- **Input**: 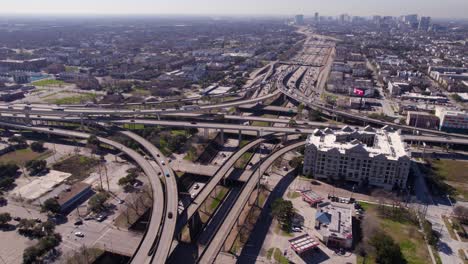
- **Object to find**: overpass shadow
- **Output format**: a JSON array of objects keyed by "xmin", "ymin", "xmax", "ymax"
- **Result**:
[{"xmin": 236, "ymin": 170, "xmax": 297, "ymax": 264}]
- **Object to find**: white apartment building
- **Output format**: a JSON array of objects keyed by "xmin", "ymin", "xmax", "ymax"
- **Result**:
[{"xmin": 303, "ymin": 126, "xmax": 411, "ymax": 190}]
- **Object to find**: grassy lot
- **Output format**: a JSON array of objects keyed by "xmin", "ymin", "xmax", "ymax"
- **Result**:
[
  {"xmin": 459, "ymin": 249, "xmax": 468, "ymax": 264},
  {"xmin": 234, "ymin": 152, "xmax": 253, "ymax": 169},
  {"xmin": 273, "ymin": 247, "xmax": 289, "ymax": 264},
  {"xmin": 131, "ymin": 87, "xmax": 151, "ymax": 96},
  {"xmin": 230, "ymin": 190, "xmax": 268, "ymax": 255},
  {"xmin": 266, "ymin": 248, "xmax": 274, "ymax": 260},
  {"xmin": 123, "ymin": 123, "xmax": 145, "ymax": 130},
  {"xmin": 52, "ymin": 155, "xmax": 99, "ymax": 184},
  {"xmin": 359, "ymin": 203, "xmax": 432, "ymax": 264},
  {"xmin": 239, "ymin": 140, "xmax": 250, "ymax": 148},
  {"xmin": 32, "ymin": 79, "xmax": 66, "ymax": 87},
  {"xmin": 429, "ymin": 159, "xmax": 468, "ymax": 201},
  {"xmin": 65, "ymin": 66, "xmax": 80, "ymax": 73},
  {"xmin": 210, "ymin": 187, "xmax": 228, "ymax": 210},
  {"xmin": 171, "ymin": 130, "xmax": 187, "ymax": 136},
  {"xmin": 442, "ymin": 215, "xmax": 459, "ymax": 240},
  {"xmin": 287, "ymin": 191, "xmax": 301, "ymax": 199},
  {"xmin": 0, "ymin": 148, "xmax": 52, "ymax": 167},
  {"xmin": 252, "ymin": 121, "xmax": 269, "ymax": 127},
  {"xmin": 66, "ymin": 247, "xmax": 104, "ymax": 264},
  {"xmin": 46, "ymin": 93, "xmax": 97, "ymax": 105},
  {"xmin": 199, "ymin": 186, "xmax": 229, "ymax": 223}
]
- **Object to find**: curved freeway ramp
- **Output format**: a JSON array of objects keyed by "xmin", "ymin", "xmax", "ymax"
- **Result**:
[
  {"xmin": 198, "ymin": 140, "xmax": 306, "ymax": 263},
  {"xmin": 120, "ymin": 131, "xmax": 179, "ymax": 264},
  {"xmin": 173, "ymin": 135, "xmax": 277, "ymax": 241},
  {"xmin": 0, "ymin": 121, "xmax": 166, "ymax": 264}
]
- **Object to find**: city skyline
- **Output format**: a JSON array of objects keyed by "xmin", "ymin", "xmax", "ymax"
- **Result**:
[{"xmin": 1, "ymin": 0, "xmax": 468, "ymax": 19}]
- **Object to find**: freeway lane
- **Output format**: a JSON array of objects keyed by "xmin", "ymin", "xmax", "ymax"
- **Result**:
[
  {"xmin": 112, "ymin": 119, "xmax": 315, "ymax": 135},
  {"xmin": 0, "ymin": 90, "xmax": 280, "ymax": 117},
  {"xmin": 120, "ymin": 131, "xmax": 178, "ymax": 264},
  {"xmin": 1, "ymin": 113, "xmax": 467, "ymax": 146},
  {"xmin": 0, "ymin": 121, "xmax": 166, "ymax": 264},
  {"xmin": 198, "ymin": 140, "xmax": 306, "ymax": 263}
]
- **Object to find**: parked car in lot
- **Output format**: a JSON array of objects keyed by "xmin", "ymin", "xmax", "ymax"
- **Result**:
[
  {"xmin": 95, "ymin": 214, "xmax": 107, "ymax": 222},
  {"xmin": 74, "ymin": 231, "xmax": 85, "ymax": 237},
  {"xmin": 74, "ymin": 219, "xmax": 83, "ymax": 226}
]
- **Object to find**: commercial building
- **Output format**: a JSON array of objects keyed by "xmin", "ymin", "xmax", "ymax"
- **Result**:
[
  {"xmin": 289, "ymin": 234, "xmax": 319, "ymax": 254},
  {"xmin": 314, "ymin": 12, "xmax": 319, "ymax": 23},
  {"xmin": 295, "ymin": 15, "xmax": 304, "ymax": 25},
  {"xmin": 406, "ymin": 111, "xmax": 440, "ymax": 130},
  {"xmin": 315, "ymin": 204, "xmax": 353, "ymax": 248},
  {"xmin": 303, "ymin": 126, "xmax": 411, "ymax": 190},
  {"xmin": 0, "ymin": 58, "xmax": 47, "ymax": 72},
  {"xmin": 388, "ymin": 81, "xmax": 411, "ymax": 97},
  {"xmin": 418, "ymin": 16, "xmax": 431, "ymax": 31},
  {"xmin": 57, "ymin": 182, "xmax": 94, "ymax": 213},
  {"xmin": 301, "ymin": 190, "xmax": 324, "ymax": 206},
  {"xmin": 435, "ymin": 107, "xmax": 468, "ymax": 133}
]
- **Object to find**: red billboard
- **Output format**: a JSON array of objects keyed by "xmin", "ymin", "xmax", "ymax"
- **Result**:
[{"xmin": 353, "ymin": 88, "xmax": 365, "ymax": 97}]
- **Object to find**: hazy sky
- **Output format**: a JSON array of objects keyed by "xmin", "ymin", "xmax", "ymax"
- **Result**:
[{"xmin": 2, "ymin": 0, "xmax": 468, "ymax": 19}]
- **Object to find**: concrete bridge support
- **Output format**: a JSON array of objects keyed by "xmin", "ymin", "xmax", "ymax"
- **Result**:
[
  {"xmin": 203, "ymin": 128, "xmax": 209, "ymax": 138},
  {"xmin": 238, "ymin": 130, "xmax": 242, "ymax": 146},
  {"xmin": 181, "ymin": 211, "xmax": 203, "ymax": 243},
  {"xmin": 219, "ymin": 129, "xmax": 224, "ymax": 143}
]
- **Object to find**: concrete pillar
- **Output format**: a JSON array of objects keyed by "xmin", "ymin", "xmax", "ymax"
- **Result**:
[
  {"xmin": 220, "ymin": 129, "xmax": 224, "ymax": 143},
  {"xmin": 238, "ymin": 130, "xmax": 242, "ymax": 146},
  {"xmin": 80, "ymin": 115, "xmax": 84, "ymax": 130},
  {"xmin": 204, "ymin": 128, "xmax": 209, "ymax": 138}
]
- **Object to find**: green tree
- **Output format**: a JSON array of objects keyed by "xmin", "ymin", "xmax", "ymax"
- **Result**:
[
  {"xmin": 25, "ymin": 160, "xmax": 47, "ymax": 176},
  {"xmin": 118, "ymin": 172, "xmax": 138, "ymax": 189},
  {"xmin": 271, "ymin": 198, "xmax": 294, "ymax": 231},
  {"xmin": 88, "ymin": 192, "xmax": 109, "ymax": 213},
  {"xmin": 289, "ymin": 156, "xmax": 304, "ymax": 169},
  {"xmin": 0, "ymin": 164, "xmax": 19, "ymax": 178},
  {"xmin": 370, "ymin": 232, "xmax": 406, "ymax": 264},
  {"xmin": 87, "ymin": 135, "xmax": 100, "ymax": 153},
  {"xmin": 41, "ymin": 198, "xmax": 61, "ymax": 214},
  {"xmin": 23, "ymin": 246, "xmax": 40, "ymax": 264},
  {"xmin": 0, "ymin": 212, "xmax": 11, "ymax": 225},
  {"xmin": 40, "ymin": 221, "xmax": 56, "ymax": 235},
  {"xmin": 30, "ymin": 141, "xmax": 45, "ymax": 152},
  {"xmin": 9, "ymin": 135, "xmax": 27, "ymax": 147},
  {"xmin": 288, "ymin": 119, "xmax": 297, "ymax": 127},
  {"xmin": 308, "ymin": 109, "xmax": 322, "ymax": 121}
]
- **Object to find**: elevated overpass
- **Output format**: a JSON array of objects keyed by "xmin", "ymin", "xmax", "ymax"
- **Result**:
[
  {"xmin": 120, "ymin": 131, "xmax": 178, "ymax": 264},
  {"xmin": 0, "ymin": 121, "xmax": 166, "ymax": 264},
  {"xmin": 174, "ymin": 135, "xmax": 274, "ymax": 240},
  {"xmin": 198, "ymin": 140, "xmax": 306, "ymax": 263}
]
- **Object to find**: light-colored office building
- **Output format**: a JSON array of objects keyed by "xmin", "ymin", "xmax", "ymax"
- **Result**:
[
  {"xmin": 303, "ymin": 126, "xmax": 411, "ymax": 190},
  {"xmin": 435, "ymin": 106, "xmax": 468, "ymax": 133}
]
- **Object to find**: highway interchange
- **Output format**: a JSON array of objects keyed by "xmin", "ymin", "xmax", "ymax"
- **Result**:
[{"xmin": 1, "ymin": 28, "xmax": 467, "ymax": 264}]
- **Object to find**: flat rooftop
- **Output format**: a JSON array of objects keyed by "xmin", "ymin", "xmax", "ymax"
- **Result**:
[
  {"xmin": 308, "ymin": 126, "xmax": 408, "ymax": 160},
  {"xmin": 316, "ymin": 203, "xmax": 353, "ymax": 240}
]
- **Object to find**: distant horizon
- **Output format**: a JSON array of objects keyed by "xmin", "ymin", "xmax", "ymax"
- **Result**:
[
  {"xmin": 0, "ymin": 13, "xmax": 467, "ymax": 22},
  {"xmin": 1, "ymin": 0, "xmax": 467, "ymax": 20}
]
